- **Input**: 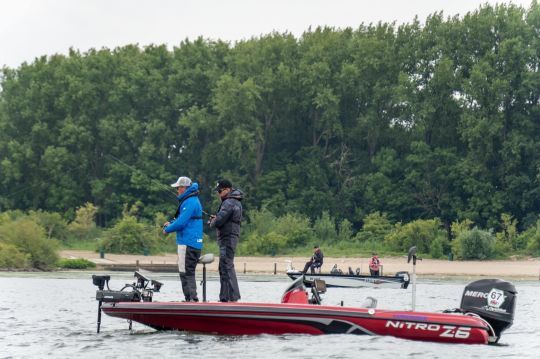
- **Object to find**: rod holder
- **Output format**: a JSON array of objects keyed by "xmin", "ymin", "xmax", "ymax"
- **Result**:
[{"xmin": 407, "ymin": 246, "xmax": 422, "ymax": 311}]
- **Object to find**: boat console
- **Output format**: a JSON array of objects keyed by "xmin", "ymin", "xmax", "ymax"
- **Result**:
[{"xmin": 280, "ymin": 276, "xmax": 327, "ymax": 305}]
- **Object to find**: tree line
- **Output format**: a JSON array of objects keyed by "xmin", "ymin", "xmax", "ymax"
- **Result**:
[{"xmin": 1, "ymin": 2, "xmax": 539, "ymax": 244}]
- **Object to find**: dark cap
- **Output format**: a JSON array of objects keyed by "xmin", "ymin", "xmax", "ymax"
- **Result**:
[
  {"xmin": 314, "ymin": 245, "xmax": 320, "ymax": 249},
  {"xmin": 215, "ymin": 179, "xmax": 233, "ymax": 191}
]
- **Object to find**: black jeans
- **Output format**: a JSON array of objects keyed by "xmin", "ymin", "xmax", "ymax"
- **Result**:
[
  {"xmin": 178, "ymin": 245, "xmax": 201, "ymax": 301},
  {"xmin": 303, "ymin": 260, "xmax": 321, "ymax": 274},
  {"xmin": 218, "ymin": 237, "xmax": 241, "ymax": 302},
  {"xmin": 369, "ymin": 269, "xmax": 380, "ymax": 277}
]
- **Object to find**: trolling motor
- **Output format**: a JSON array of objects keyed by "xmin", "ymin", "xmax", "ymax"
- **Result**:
[
  {"xmin": 92, "ymin": 271, "xmax": 163, "ymax": 333},
  {"xmin": 407, "ymin": 246, "xmax": 421, "ymax": 311}
]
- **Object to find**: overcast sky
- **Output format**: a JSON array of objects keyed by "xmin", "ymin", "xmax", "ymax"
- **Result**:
[{"xmin": 0, "ymin": 0, "xmax": 533, "ymax": 68}]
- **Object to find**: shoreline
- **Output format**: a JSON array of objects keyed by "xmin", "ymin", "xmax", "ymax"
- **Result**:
[{"xmin": 59, "ymin": 250, "xmax": 540, "ymax": 279}]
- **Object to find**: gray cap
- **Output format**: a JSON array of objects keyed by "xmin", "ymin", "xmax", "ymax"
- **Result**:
[{"xmin": 171, "ymin": 176, "xmax": 192, "ymax": 188}]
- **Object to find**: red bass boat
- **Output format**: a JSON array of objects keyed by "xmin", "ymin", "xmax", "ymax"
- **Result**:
[{"xmin": 93, "ymin": 265, "xmax": 516, "ymax": 345}]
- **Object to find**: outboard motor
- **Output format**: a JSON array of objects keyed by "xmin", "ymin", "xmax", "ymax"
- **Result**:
[{"xmin": 459, "ymin": 279, "xmax": 517, "ymax": 342}]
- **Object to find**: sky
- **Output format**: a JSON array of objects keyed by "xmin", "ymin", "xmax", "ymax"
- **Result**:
[{"xmin": 0, "ymin": 0, "xmax": 533, "ymax": 69}]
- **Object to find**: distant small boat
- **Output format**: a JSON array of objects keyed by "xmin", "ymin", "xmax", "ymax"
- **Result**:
[{"xmin": 286, "ymin": 270, "xmax": 410, "ymax": 289}]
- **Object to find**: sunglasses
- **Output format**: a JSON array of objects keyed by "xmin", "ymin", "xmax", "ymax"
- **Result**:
[{"xmin": 216, "ymin": 188, "xmax": 227, "ymax": 194}]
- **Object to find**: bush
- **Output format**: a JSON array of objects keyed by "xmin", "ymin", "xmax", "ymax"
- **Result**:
[
  {"xmin": 242, "ymin": 209, "xmax": 276, "ymax": 238},
  {"xmin": 354, "ymin": 212, "xmax": 393, "ymax": 242},
  {"xmin": 0, "ymin": 242, "xmax": 30, "ymax": 269},
  {"xmin": 68, "ymin": 202, "xmax": 99, "ymax": 240},
  {"xmin": 242, "ymin": 232, "xmax": 288, "ymax": 255},
  {"xmin": 0, "ymin": 218, "xmax": 59, "ymax": 269},
  {"xmin": 452, "ymin": 227, "xmax": 496, "ymax": 260},
  {"xmin": 28, "ymin": 210, "xmax": 69, "ymax": 241},
  {"xmin": 450, "ymin": 219, "xmax": 474, "ymax": 239},
  {"xmin": 313, "ymin": 211, "xmax": 338, "ymax": 243},
  {"xmin": 101, "ymin": 215, "xmax": 157, "ymax": 254},
  {"xmin": 384, "ymin": 218, "xmax": 445, "ymax": 253},
  {"xmin": 0, "ymin": 210, "xmax": 26, "ymax": 224},
  {"xmin": 152, "ymin": 212, "xmax": 177, "ymax": 253},
  {"xmin": 495, "ymin": 213, "xmax": 524, "ymax": 250},
  {"xmin": 429, "ymin": 237, "xmax": 445, "ymax": 259},
  {"xmin": 337, "ymin": 218, "xmax": 353, "ymax": 242},
  {"xmin": 523, "ymin": 220, "xmax": 540, "ymax": 255},
  {"xmin": 273, "ymin": 213, "xmax": 313, "ymax": 248},
  {"xmin": 57, "ymin": 258, "xmax": 96, "ymax": 269},
  {"xmin": 241, "ymin": 211, "xmax": 313, "ymax": 255}
]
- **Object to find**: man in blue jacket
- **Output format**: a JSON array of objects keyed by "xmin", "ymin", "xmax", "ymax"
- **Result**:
[{"xmin": 163, "ymin": 176, "xmax": 203, "ymax": 302}]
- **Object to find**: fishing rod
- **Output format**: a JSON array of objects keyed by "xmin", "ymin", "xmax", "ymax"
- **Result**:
[
  {"xmin": 105, "ymin": 154, "xmax": 178, "ymax": 203},
  {"xmin": 1, "ymin": 161, "xmax": 89, "ymax": 200},
  {"xmin": 106, "ymin": 155, "xmax": 213, "ymax": 220}
]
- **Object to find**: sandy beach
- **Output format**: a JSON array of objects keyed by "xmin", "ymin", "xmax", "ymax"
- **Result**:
[{"xmin": 60, "ymin": 250, "xmax": 540, "ymax": 279}]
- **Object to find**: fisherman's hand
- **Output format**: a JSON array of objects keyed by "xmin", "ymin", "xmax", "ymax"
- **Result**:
[
  {"xmin": 161, "ymin": 221, "xmax": 170, "ymax": 235},
  {"xmin": 207, "ymin": 215, "xmax": 216, "ymax": 226}
]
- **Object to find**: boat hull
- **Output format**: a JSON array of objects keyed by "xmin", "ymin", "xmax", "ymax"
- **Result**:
[
  {"xmin": 101, "ymin": 302, "xmax": 490, "ymax": 344},
  {"xmin": 286, "ymin": 271, "xmax": 409, "ymax": 289}
]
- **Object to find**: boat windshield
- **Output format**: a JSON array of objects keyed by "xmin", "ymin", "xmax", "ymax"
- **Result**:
[{"xmin": 282, "ymin": 276, "xmax": 305, "ymax": 295}]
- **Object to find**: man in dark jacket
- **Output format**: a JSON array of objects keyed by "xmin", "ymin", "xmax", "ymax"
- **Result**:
[
  {"xmin": 303, "ymin": 246, "xmax": 324, "ymax": 274},
  {"xmin": 163, "ymin": 176, "xmax": 203, "ymax": 302},
  {"xmin": 209, "ymin": 179, "xmax": 243, "ymax": 302}
]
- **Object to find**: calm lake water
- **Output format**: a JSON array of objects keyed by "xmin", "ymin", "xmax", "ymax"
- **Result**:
[{"xmin": 1, "ymin": 272, "xmax": 539, "ymax": 358}]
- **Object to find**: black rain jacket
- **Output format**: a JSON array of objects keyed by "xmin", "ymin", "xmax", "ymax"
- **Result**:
[{"xmin": 211, "ymin": 189, "xmax": 244, "ymax": 242}]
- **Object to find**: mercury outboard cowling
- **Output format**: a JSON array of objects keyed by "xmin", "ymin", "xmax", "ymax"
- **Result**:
[{"xmin": 460, "ymin": 279, "xmax": 517, "ymax": 342}]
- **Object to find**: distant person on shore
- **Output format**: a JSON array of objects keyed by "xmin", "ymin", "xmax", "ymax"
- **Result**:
[
  {"xmin": 369, "ymin": 253, "xmax": 381, "ymax": 276},
  {"xmin": 303, "ymin": 246, "xmax": 324, "ymax": 274},
  {"xmin": 208, "ymin": 179, "xmax": 243, "ymax": 302},
  {"xmin": 162, "ymin": 176, "xmax": 203, "ymax": 302}
]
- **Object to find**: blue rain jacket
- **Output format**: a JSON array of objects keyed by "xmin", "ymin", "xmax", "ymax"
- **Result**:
[{"xmin": 164, "ymin": 183, "xmax": 203, "ymax": 249}]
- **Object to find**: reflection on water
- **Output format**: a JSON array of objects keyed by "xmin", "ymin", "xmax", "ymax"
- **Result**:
[{"xmin": 1, "ymin": 272, "xmax": 539, "ymax": 358}]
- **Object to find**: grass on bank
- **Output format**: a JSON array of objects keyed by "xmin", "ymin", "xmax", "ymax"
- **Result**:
[{"xmin": 56, "ymin": 258, "xmax": 96, "ymax": 269}]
